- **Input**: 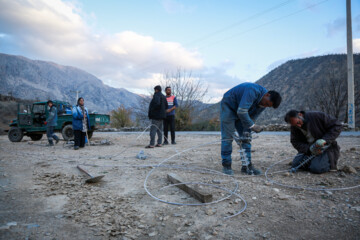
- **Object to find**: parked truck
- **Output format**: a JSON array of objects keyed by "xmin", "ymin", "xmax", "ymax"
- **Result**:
[{"xmin": 7, "ymin": 100, "xmax": 110, "ymax": 142}]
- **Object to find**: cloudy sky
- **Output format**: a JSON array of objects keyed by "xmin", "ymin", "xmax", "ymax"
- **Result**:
[{"xmin": 0, "ymin": 0, "xmax": 359, "ymax": 102}]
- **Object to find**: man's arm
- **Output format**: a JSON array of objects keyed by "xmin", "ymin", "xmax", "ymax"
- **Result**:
[
  {"xmin": 320, "ymin": 112, "xmax": 342, "ymax": 144},
  {"xmin": 237, "ymin": 90, "xmax": 258, "ymax": 129},
  {"xmin": 72, "ymin": 106, "xmax": 83, "ymax": 120},
  {"xmin": 290, "ymin": 127, "xmax": 311, "ymax": 154},
  {"xmin": 47, "ymin": 107, "xmax": 56, "ymax": 122},
  {"xmin": 171, "ymin": 96, "xmax": 178, "ymax": 111},
  {"xmin": 167, "ymin": 97, "xmax": 177, "ymax": 112}
]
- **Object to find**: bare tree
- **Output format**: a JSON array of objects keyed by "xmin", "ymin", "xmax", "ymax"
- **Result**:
[
  {"xmin": 133, "ymin": 68, "xmax": 209, "ymax": 129},
  {"xmin": 161, "ymin": 68, "xmax": 209, "ymax": 112},
  {"xmin": 308, "ymin": 68, "xmax": 347, "ymax": 120},
  {"xmin": 159, "ymin": 68, "xmax": 209, "ymax": 129}
]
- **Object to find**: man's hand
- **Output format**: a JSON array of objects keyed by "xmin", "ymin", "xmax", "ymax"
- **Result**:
[
  {"xmin": 250, "ymin": 124, "xmax": 263, "ymax": 133},
  {"xmin": 310, "ymin": 139, "xmax": 327, "ymax": 155},
  {"xmin": 166, "ymin": 109, "xmax": 171, "ymax": 113},
  {"xmin": 44, "ymin": 121, "xmax": 47, "ymax": 125}
]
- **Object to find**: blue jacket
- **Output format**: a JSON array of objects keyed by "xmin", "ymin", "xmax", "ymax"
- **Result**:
[
  {"xmin": 222, "ymin": 82, "xmax": 267, "ymax": 129},
  {"xmin": 72, "ymin": 105, "xmax": 91, "ymax": 131},
  {"xmin": 46, "ymin": 106, "xmax": 58, "ymax": 127}
]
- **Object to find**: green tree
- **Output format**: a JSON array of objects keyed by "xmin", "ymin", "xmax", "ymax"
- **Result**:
[{"xmin": 111, "ymin": 105, "xmax": 133, "ymax": 128}]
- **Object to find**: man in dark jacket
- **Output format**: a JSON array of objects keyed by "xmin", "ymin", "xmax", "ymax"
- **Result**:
[
  {"xmin": 147, "ymin": 85, "xmax": 168, "ymax": 148},
  {"xmin": 45, "ymin": 100, "xmax": 59, "ymax": 146},
  {"xmin": 284, "ymin": 110, "xmax": 342, "ymax": 173}
]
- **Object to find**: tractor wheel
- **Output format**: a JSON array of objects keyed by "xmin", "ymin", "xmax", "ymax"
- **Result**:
[
  {"xmin": 62, "ymin": 124, "xmax": 74, "ymax": 141},
  {"xmin": 29, "ymin": 134, "xmax": 43, "ymax": 141},
  {"xmin": 87, "ymin": 131, "xmax": 93, "ymax": 139},
  {"xmin": 8, "ymin": 127, "xmax": 24, "ymax": 142}
]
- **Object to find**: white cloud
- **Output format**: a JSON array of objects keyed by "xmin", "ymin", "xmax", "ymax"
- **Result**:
[
  {"xmin": 354, "ymin": 39, "xmax": 360, "ymax": 53},
  {"xmin": 0, "ymin": 0, "xmax": 203, "ymax": 91}
]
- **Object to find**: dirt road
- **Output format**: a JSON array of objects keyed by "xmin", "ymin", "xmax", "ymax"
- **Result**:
[{"xmin": 0, "ymin": 132, "xmax": 359, "ymax": 239}]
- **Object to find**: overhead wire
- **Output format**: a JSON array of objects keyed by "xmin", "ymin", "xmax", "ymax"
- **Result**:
[{"xmin": 137, "ymin": 0, "xmax": 330, "ymax": 73}]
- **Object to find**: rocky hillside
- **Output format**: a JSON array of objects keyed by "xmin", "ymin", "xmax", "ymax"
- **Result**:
[
  {"xmin": 0, "ymin": 53, "xmax": 142, "ymax": 113},
  {"xmin": 256, "ymin": 54, "xmax": 360, "ymax": 126},
  {"xmin": 196, "ymin": 54, "xmax": 360, "ymax": 127}
]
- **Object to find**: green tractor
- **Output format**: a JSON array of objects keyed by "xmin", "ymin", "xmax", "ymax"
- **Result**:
[{"xmin": 7, "ymin": 100, "xmax": 110, "ymax": 142}]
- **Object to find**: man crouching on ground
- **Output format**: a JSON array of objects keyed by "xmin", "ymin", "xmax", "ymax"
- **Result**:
[
  {"xmin": 220, "ymin": 82, "xmax": 282, "ymax": 175},
  {"xmin": 284, "ymin": 110, "xmax": 342, "ymax": 173}
]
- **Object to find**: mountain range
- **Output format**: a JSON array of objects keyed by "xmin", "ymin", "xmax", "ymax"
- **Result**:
[
  {"xmin": 0, "ymin": 53, "xmax": 142, "ymax": 113},
  {"xmin": 196, "ymin": 54, "xmax": 360, "ymax": 126},
  {"xmin": 0, "ymin": 53, "xmax": 359, "ymax": 126}
]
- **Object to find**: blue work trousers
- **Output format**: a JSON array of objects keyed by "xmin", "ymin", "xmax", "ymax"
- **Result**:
[{"xmin": 220, "ymin": 99, "xmax": 252, "ymax": 167}]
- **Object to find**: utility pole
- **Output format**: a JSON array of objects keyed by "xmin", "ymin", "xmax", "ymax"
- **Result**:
[
  {"xmin": 70, "ymin": 90, "xmax": 81, "ymax": 105},
  {"xmin": 346, "ymin": 0, "xmax": 355, "ymax": 129}
]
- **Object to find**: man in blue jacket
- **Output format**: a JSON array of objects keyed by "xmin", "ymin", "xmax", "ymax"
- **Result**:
[
  {"xmin": 45, "ymin": 100, "xmax": 59, "ymax": 146},
  {"xmin": 72, "ymin": 97, "xmax": 91, "ymax": 150},
  {"xmin": 221, "ymin": 83, "xmax": 282, "ymax": 175}
]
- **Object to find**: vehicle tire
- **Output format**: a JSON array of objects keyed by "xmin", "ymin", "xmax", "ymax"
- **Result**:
[
  {"xmin": 62, "ymin": 124, "xmax": 74, "ymax": 141},
  {"xmin": 29, "ymin": 134, "xmax": 43, "ymax": 141},
  {"xmin": 8, "ymin": 127, "xmax": 24, "ymax": 142},
  {"xmin": 87, "ymin": 131, "xmax": 93, "ymax": 139}
]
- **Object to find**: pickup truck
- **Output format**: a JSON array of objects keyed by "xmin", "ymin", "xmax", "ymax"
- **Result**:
[{"xmin": 7, "ymin": 100, "xmax": 110, "ymax": 142}]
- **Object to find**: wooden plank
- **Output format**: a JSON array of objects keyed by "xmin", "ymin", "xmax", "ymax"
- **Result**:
[{"xmin": 167, "ymin": 173, "xmax": 213, "ymax": 203}]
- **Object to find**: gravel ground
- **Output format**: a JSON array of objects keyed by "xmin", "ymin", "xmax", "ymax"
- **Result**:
[{"xmin": 0, "ymin": 132, "xmax": 359, "ymax": 240}]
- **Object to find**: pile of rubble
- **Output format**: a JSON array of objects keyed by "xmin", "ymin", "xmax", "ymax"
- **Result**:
[{"xmin": 33, "ymin": 172, "xmax": 151, "ymax": 239}]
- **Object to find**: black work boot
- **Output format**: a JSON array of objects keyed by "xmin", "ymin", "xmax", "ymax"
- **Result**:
[
  {"xmin": 222, "ymin": 163, "xmax": 234, "ymax": 175},
  {"xmin": 241, "ymin": 164, "xmax": 262, "ymax": 175},
  {"xmin": 47, "ymin": 140, "xmax": 54, "ymax": 147}
]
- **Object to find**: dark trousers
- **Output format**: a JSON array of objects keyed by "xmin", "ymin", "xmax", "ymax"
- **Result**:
[
  {"xmin": 164, "ymin": 115, "xmax": 175, "ymax": 143},
  {"xmin": 46, "ymin": 126, "xmax": 59, "ymax": 144},
  {"xmin": 74, "ymin": 130, "xmax": 86, "ymax": 148},
  {"xmin": 292, "ymin": 152, "xmax": 330, "ymax": 174}
]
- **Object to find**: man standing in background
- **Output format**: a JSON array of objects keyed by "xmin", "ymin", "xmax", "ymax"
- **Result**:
[
  {"xmin": 45, "ymin": 100, "xmax": 60, "ymax": 146},
  {"xmin": 147, "ymin": 85, "xmax": 168, "ymax": 148},
  {"xmin": 163, "ymin": 86, "xmax": 178, "ymax": 145}
]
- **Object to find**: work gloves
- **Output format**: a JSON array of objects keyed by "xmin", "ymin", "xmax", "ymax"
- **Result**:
[
  {"xmin": 310, "ymin": 139, "xmax": 327, "ymax": 155},
  {"xmin": 250, "ymin": 124, "xmax": 263, "ymax": 133}
]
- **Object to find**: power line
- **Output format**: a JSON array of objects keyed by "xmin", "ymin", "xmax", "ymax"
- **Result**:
[
  {"xmin": 183, "ymin": 0, "xmax": 294, "ymax": 47},
  {"xmin": 200, "ymin": 0, "xmax": 330, "ymax": 50},
  {"xmin": 137, "ymin": 0, "xmax": 296, "ymax": 73},
  {"xmin": 137, "ymin": 0, "xmax": 330, "ymax": 74}
]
